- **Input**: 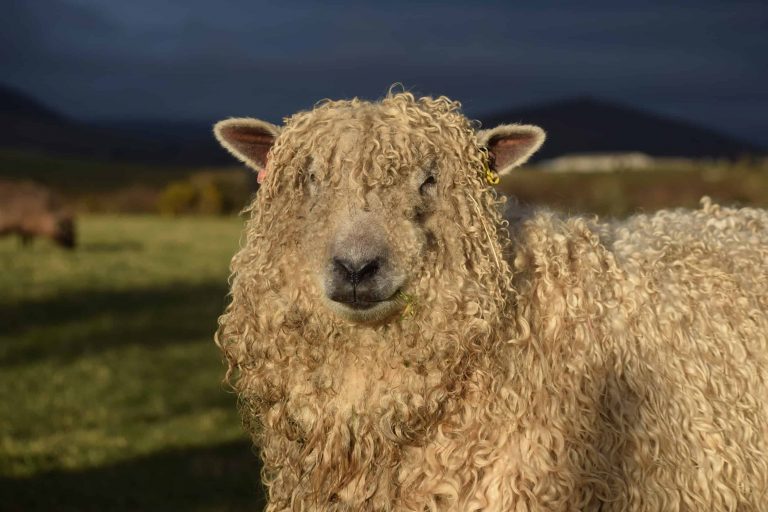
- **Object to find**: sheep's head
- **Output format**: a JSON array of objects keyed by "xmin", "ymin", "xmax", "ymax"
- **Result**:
[
  {"xmin": 215, "ymin": 93, "xmax": 544, "ymax": 326},
  {"xmin": 53, "ymin": 215, "xmax": 76, "ymax": 249}
]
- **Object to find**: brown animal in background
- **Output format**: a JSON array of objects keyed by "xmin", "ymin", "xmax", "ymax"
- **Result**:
[{"xmin": 0, "ymin": 180, "xmax": 76, "ymax": 249}]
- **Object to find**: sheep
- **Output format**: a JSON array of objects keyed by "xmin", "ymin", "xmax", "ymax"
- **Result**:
[
  {"xmin": 213, "ymin": 92, "xmax": 768, "ymax": 511},
  {"xmin": 0, "ymin": 180, "xmax": 75, "ymax": 249}
]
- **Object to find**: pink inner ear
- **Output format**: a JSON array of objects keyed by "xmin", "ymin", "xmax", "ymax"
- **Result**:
[
  {"xmin": 220, "ymin": 125, "xmax": 275, "ymax": 169},
  {"xmin": 226, "ymin": 130, "xmax": 274, "ymax": 146},
  {"xmin": 489, "ymin": 136, "xmax": 535, "ymax": 170}
]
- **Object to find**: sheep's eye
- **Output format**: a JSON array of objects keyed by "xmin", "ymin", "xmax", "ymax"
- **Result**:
[
  {"xmin": 419, "ymin": 175, "xmax": 436, "ymax": 196},
  {"xmin": 306, "ymin": 171, "xmax": 319, "ymax": 196}
]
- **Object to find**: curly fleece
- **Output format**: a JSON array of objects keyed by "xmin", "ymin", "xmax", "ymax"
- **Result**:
[{"xmin": 215, "ymin": 92, "xmax": 768, "ymax": 511}]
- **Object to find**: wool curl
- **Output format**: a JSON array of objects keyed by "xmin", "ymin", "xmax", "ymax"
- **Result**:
[{"xmin": 216, "ymin": 93, "xmax": 768, "ymax": 511}]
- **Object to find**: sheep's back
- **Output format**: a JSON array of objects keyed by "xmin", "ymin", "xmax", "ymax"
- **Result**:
[
  {"xmin": 0, "ymin": 180, "xmax": 65, "ymax": 234},
  {"xmin": 505, "ymin": 199, "xmax": 768, "ymax": 509},
  {"xmin": 606, "ymin": 199, "xmax": 768, "ymax": 509}
]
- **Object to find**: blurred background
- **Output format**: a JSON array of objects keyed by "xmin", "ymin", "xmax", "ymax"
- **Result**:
[{"xmin": 1, "ymin": 1, "xmax": 766, "ymax": 510}]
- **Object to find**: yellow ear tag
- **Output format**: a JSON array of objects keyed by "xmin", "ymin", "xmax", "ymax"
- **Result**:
[{"xmin": 484, "ymin": 160, "xmax": 500, "ymax": 185}]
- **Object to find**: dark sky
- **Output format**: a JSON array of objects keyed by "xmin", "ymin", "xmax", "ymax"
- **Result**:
[{"xmin": 2, "ymin": 0, "xmax": 767, "ymax": 145}]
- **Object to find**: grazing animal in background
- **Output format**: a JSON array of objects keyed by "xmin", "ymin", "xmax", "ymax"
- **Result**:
[
  {"xmin": 213, "ymin": 92, "xmax": 768, "ymax": 511},
  {"xmin": 0, "ymin": 180, "xmax": 76, "ymax": 249}
]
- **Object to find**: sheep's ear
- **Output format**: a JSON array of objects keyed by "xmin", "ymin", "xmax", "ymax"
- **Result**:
[
  {"xmin": 213, "ymin": 118, "xmax": 280, "ymax": 171},
  {"xmin": 477, "ymin": 124, "xmax": 546, "ymax": 175}
]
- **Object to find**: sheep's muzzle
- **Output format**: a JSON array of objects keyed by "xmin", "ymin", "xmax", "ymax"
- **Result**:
[
  {"xmin": 322, "ymin": 216, "xmax": 405, "ymax": 323},
  {"xmin": 328, "ymin": 256, "xmax": 396, "ymax": 310}
]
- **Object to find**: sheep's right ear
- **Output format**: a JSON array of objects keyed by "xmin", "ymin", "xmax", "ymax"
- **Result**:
[{"xmin": 213, "ymin": 118, "xmax": 280, "ymax": 172}]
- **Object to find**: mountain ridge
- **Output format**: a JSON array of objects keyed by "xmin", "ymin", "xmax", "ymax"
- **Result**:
[
  {"xmin": 477, "ymin": 96, "xmax": 764, "ymax": 161},
  {"xmin": 1, "ymin": 85, "xmax": 763, "ymax": 165}
]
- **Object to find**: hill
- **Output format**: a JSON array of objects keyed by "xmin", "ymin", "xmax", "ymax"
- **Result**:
[
  {"xmin": 477, "ymin": 97, "xmax": 765, "ymax": 161},
  {"xmin": 0, "ymin": 84, "xmax": 226, "ymax": 165},
  {"xmin": 2, "ymin": 85, "xmax": 764, "ymax": 164},
  {"xmin": 0, "ymin": 84, "xmax": 64, "ymax": 123}
]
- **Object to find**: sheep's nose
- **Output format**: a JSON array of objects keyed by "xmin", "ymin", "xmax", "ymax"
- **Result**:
[{"xmin": 333, "ymin": 257, "xmax": 380, "ymax": 285}]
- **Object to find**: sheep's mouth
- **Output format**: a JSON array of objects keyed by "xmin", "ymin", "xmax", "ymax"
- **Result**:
[
  {"xmin": 333, "ymin": 289, "xmax": 400, "ymax": 310},
  {"xmin": 323, "ymin": 288, "xmax": 404, "ymax": 323}
]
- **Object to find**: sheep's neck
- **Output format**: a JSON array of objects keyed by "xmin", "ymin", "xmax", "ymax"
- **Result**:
[{"xmin": 260, "ymin": 340, "xmax": 501, "ymax": 509}]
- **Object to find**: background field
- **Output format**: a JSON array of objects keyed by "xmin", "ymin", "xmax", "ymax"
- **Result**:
[
  {"xmin": 3, "ymin": 149, "xmax": 768, "ymax": 218},
  {"xmin": 0, "ymin": 215, "xmax": 266, "ymax": 511},
  {"xmin": 501, "ymin": 158, "xmax": 768, "ymax": 217},
  {"xmin": 2, "ymin": 155, "xmax": 768, "ymax": 511}
]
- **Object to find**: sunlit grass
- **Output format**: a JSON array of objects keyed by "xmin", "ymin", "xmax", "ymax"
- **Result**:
[{"xmin": 0, "ymin": 215, "xmax": 265, "ymax": 511}]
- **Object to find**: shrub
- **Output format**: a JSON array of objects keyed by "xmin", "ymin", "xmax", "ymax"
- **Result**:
[
  {"xmin": 157, "ymin": 181, "xmax": 199, "ymax": 215},
  {"xmin": 157, "ymin": 170, "xmax": 253, "ymax": 215}
]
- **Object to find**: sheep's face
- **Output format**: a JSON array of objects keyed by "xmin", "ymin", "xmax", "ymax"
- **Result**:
[
  {"xmin": 214, "ymin": 94, "xmax": 545, "ymax": 326},
  {"xmin": 298, "ymin": 149, "xmax": 441, "ymax": 324}
]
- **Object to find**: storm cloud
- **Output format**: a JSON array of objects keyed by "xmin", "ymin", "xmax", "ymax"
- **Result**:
[{"xmin": 2, "ymin": 0, "xmax": 766, "ymax": 144}]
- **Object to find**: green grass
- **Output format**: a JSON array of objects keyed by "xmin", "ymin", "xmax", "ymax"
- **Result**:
[{"xmin": 0, "ymin": 215, "xmax": 266, "ymax": 511}]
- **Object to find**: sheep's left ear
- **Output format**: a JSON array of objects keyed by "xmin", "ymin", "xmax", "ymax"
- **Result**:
[
  {"xmin": 477, "ymin": 124, "xmax": 546, "ymax": 175},
  {"xmin": 213, "ymin": 118, "xmax": 281, "ymax": 173}
]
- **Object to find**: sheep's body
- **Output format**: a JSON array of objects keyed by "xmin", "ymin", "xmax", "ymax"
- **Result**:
[
  {"xmin": 214, "ymin": 93, "xmax": 768, "ymax": 511},
  {"xmin": 491, "ymin": 199, "xmax": 768, "ymax": 510},
  {"xmin": 356, "ymin": 200, "xmax": 768, "ymax": 511},
  {"xmin": 0, "ymin": 180, "xmax": 75, "ymax": 248}
]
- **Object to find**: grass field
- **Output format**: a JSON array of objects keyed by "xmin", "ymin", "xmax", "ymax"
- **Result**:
[{"xmin": 0, "ymin": 215, "xmax": 266, "ymax": 511}]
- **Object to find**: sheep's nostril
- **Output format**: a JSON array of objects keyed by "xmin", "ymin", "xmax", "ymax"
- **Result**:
[
  {"xmin": 357, "ymin": 260, "xmax": 379, "ymax": 282},
  {"xmin": 333, "ymin": 257, "xmax": 355, "ymax": 281},
  {"xmin": 333, "ymin": 257, "xmax": 380, "ymax": 285}
]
